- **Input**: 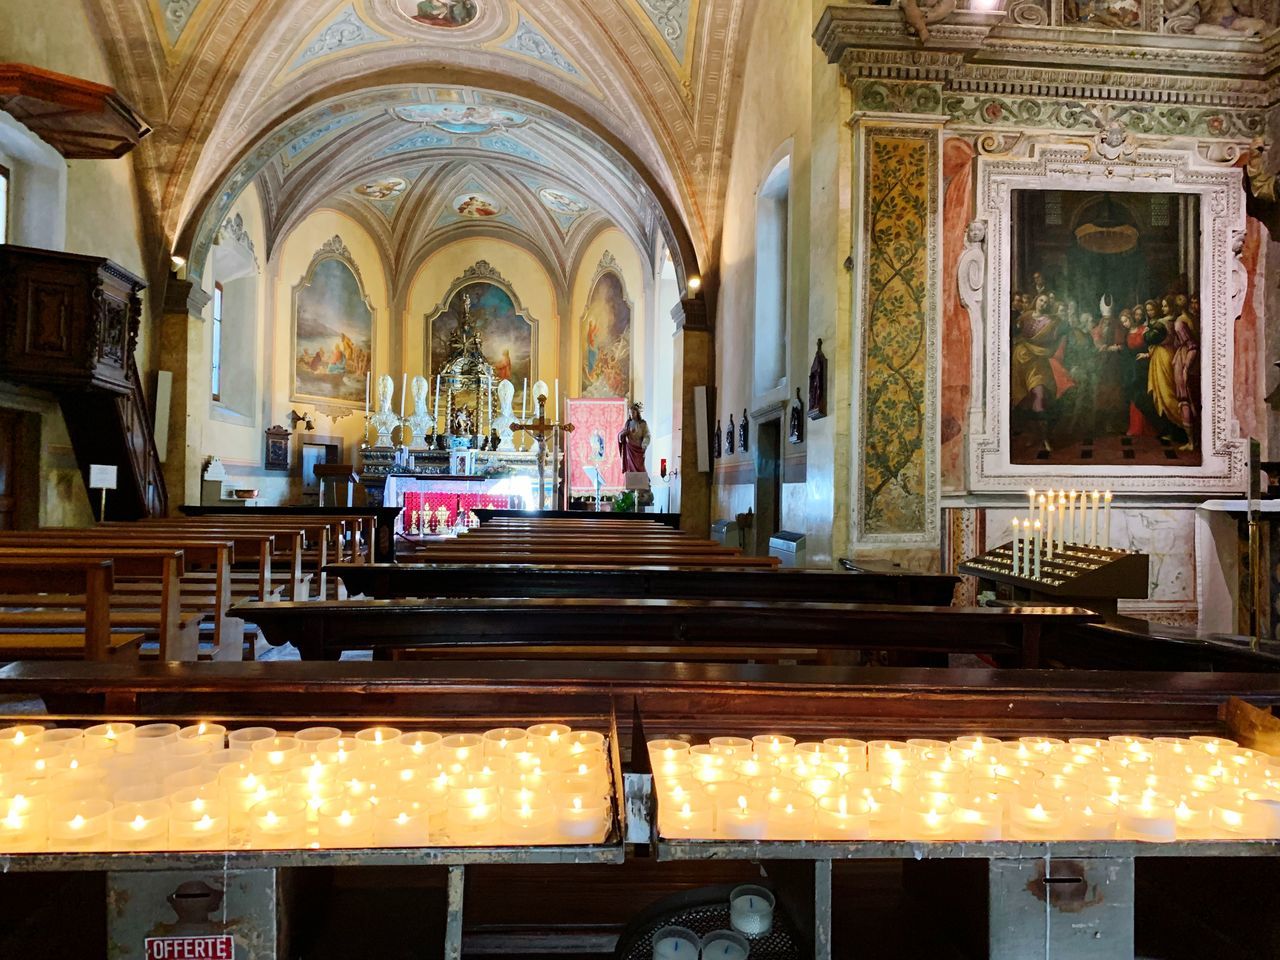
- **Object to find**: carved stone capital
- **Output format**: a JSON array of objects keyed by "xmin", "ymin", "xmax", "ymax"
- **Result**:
[
  {"xmin": 672, "ymin": 297, "xmax": 710, "ymax": 333},
  {"xmin": 163, "ymin": 276, "xmax": 212, "ymax": 318}
]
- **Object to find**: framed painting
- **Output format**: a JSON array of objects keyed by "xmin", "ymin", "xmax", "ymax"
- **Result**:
[
  {"xmin": 291, "ymin": 237, "xmax": 373, "ymax": 409},
  {"xmin": 427, "ymin": 261, "xmax": 536, "ymax": 409},
  {"xmin": 581, "ymin": 255, "xmax": 632, "ymax": 399},
  {"xmin": 967, "ymin": 141, "xmax": 1248, "ymax": 494},
  {"xmin": 565, "ymin": 397, "xmax": 627, "ymax": 496}
]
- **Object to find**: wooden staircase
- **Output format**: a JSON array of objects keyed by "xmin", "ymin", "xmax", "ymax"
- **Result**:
[{"xmin": 0, "ymin": 244, "xmax": 167, "ymax": 519}]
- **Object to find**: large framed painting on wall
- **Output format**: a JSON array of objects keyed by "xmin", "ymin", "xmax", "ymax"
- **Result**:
[
  {"xmin": 291, "ymin": 236, "xmax": 373, "ymax": 408},
  {"xmin": 968, "ymin": 142, "xmax": 1248, "ymax": 494},
  {"xmin": 427, "ymin": 262, "xmax": 535, "ymax": 410},
  {"xmin": 580, "ymin": 255, "xmax": 632, "ymax": 399},
  {"xmin": 1008, "ymin": 190, "xmax": 1201, "ymax": 467}
]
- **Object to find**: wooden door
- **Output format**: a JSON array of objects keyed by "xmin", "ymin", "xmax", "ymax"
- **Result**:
[
  {"xmin": 0, "ymin": 410, "xmax": 19, "ymax": 530},
  {"xmin": 0, "ymin": 409, "xmax": 38, "ymax": 530}
]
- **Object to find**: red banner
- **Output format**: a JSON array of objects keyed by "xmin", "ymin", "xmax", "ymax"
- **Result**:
[{"xmin": 565, "ymin": 397, "xmax": 627, "ymax": 495}]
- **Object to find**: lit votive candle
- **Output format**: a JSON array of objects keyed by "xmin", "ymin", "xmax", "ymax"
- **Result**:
[
  {"xmin": 648, "ymin": 739, "xmax": 691, "ymax": 765},
  {"xmin": 718, "ymin": 794, "xmax": 766, "ymax": 840},
  {"xmin": 561, "ymin": 730, "xmax": 605, "ymax": 759},
  {"xmin": 178, "ymin": 722, "xmax": 226, "ymax": 749},
  {"xmin": 823, "ymin": 738, "xmax": 868, "ymax": 772},
  {"xmin": 1174, "ymin": 794, "xmax": 1216, "ymax": 839},
  {"xmin": 700, "ymin": 930, "xmax": 750, "ymax": 960},
  {"xmin": 660, "ymin": 799, "xmax": 714, "ymax": 839},
  {"xmin": 709, "ymin": 736, "xmax": 753, "ymax": 758},
  {"xmin": 952, "ymin": 788, "xmax": 1003, "ymax": 841},
  {"xmin": 294, "ymin": 726, "xmax": 342, "ymax": 754},
  {"xmin": 440, "ymin": 733, "xmax": 484, "ymax": 769},
  {"xmin": 109, "ymin": 800, "xmax": 169, "ymax": 851},
  {"xmin": 0, "ymin": 790, "xmax": 47, "ymax": 852},
  {"xmin": 131, "ymin": 723, "xmax": 180, "ymax": 754},
  {"xmin": 316, "ymin": 738, "xmax": 368, "ymax": 773},
  {"xmin": 0, "ymin": 724, "xmax": 46, "ymax": 756},
  {"xmin": 226, "ymin": 726, "xmax": 277, "ymax": 750},
  {"xmin": 170, "ymin": 809, "xmax": 229, "ymax": 850},
  {"xmin": 501, "ymin": 799, "xmax": 557, "ymax": 844},
  {"xmin": 318, "ymin": 798, "xmax": 375, "ymax": 848},
  {"xmin": 1117, "ymin": 792, "xmax": 1176, "ymax": 842},
  {"xmin": 652, "ymin": 926, "xmax": 699, "ymax": 960},
  {"xmin": 815, "ymin": 795, "xmax": 870, "ymax": 840},
  {"xmin": 556, "ymin": 795, "xmax": 608, "ymax": 844},
  {"xmin": 729, "ymin": 884, "xmax": 775, "ymax": 938},
  {"xmin": 445, "ymin": 792, "xmax": 499, "ymax": 844},
  {"xmin": 752, "ymin": 735, "xmax": 796, "ymax": 760},
  {"xmin": 251, "ymin": 736, "xmax": 301, "ymax": 773},
  {"xmin": 902, "ymin": 794, "xmax": 953, "ymax": 840},
  {"xmin": 247, "ymin": 797, "xmax": 308, "ymax": 849},
  {"xmin": 765, "ymin": 789, "xmax": 815, "ymax": 840},
  {"xmin": 1213, "ymin": 796, "xmax": 1271, "ymax": 839},
  {"xmin": 1069, "ymin": 796, "xmax": 1118, "ymax": 840},
  {"xmin": 375, "ymin": 798, "xmax": 431, "ymax": 847},
  {"xmin": 83, "ymin": 722, "xmax": 135, "ymax": 754},
  {"xmin": 866, "ymin": 740, "xmax": 911, "ymax": 775},
  {"xmin": 48, "ymin": 798, "xmax": 112, "ymax": 851},
  {"xmin": 480, "ymin": 728, "xmax": 527, "ymax": 759},
  {"xmin": 355, "ymin": 725, "xmax": 402, "ymax": 755},
  {"xmin": 526, "ymin": 723, "xmax": 571, "ymax": 749},
  {"xmin": 1009, "ymin": 795, "xmax": 1066, "ymax": 841}
]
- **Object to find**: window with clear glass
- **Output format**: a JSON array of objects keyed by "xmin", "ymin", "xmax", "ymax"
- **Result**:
[
  {"xmin": 0, "ymin": 164, "xmax": 10, "ymax": 245},
  {"xmin": 211, "ymin": 282, "xmax": 224, "ymax": 401}
]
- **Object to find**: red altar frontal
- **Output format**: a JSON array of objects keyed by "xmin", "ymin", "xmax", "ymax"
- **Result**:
[{"xmin": 385, "ymin": 473, "xmax": 538, "ymax": 533}]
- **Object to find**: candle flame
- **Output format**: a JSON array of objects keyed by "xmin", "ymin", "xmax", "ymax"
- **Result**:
[
  {"xmin": 338, "ymin": 810, "xmax": 353, "ymax": 827},
  {"xmin": 572, "ymin": 797, "xmax": 583, "ymax": 811},
  {"xmin": 70, "ymin": 815, "xmax": 85, "ymax": 830},
  {"xmin": 131, "ymin": 815, "xmax": 147, "ymax": 831},
  {"xmin": 263, "ymin": 811, "xmax": 279, "ymax": 827},
  {"xmin": 196, "ymin": 815, "xmax": 213, "ymax": 831},
  {"xmin": 13, "ymin": 732, "xmax": 24, "ymax": 746},
  {"xmin": 737, "ymin": 795, "xmax": 748, "ymax": 812}
]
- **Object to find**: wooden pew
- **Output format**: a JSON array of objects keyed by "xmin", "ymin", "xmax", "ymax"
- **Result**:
[
  {"xmin": 181, "ymin": 505, "xmax": 393, "ymax": 562},
  {"xmin": 327, "ymin": 562, "xmax": 960, "ymax": 606},
  {"xmin": 0, "ymin": 558, "xmax": 135, "ymax": 661},
  {"xmin": 399, "ymin": 549, "xmax": 780, "ymax": 567},
  {"xmin": 232, "ymin": 596, "xmax": 1095, "ymax": 664}
]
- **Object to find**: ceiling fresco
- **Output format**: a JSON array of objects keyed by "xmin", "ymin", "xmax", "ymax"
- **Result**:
[{"xmin": 88, "ymin": 0, "xmax": 754, "ymax": 281}]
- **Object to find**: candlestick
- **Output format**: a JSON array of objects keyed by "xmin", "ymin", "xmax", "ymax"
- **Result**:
[
  {"xmin": 1027, "ymin": 487, "xmax": 1036, "ymax": 517},
  {"xmin": 365, "ymin": 372, "xmax": 370, "ymax": 418},
  {"xmin": 1011, "ymin": 518, "xmax": 1021, "ymax": 577},
  {"xmin": 1022, "ymin": 519, "xmax": 1032, "ymax": 579},
  {"xmin": 1104, "ymin": 491, "xmax": 1112, "ymax": 549},
  {"xmin": 1033, "ymin": 519, "xmax": 1042, "ymax": 580}
]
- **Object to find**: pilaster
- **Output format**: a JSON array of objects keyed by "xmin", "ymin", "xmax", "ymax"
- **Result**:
[
  {"xmin": 672, "ymin": 296, "xmax": 712, "ymax": 537},
  {"xmin": 158, "ymin": 276, "xmax": 212, "ymax": 511}
]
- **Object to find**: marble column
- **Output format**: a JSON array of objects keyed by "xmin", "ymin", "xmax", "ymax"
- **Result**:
[
  {"xmin": 848, "ymin": 97, "xmax": 944, "ymax": 558},
  {"xmin": 672, "ymin": 296, "xmax": 712, "ymax": 537},
  {"xmin": 158, "ymin": 275, "xmax": 212, "ymax": 511}
]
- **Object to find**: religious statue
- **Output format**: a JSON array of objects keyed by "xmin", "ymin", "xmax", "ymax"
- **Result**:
[
  {"xmin": 405, "ymin": 375, "xmax": 434, "ymax": 448},
  {"xmin": 739, "ymin": 409, "xmax": 749, "ymax": 453},
  {"xmin": 809, "ymin": 339, "xmax": 828, "ymax": 421},
  {"xmin": 451, "ymin": 403, "xmax": 475, "ymax": 438},
  {"xmin": 618, "ymin": 401, "xmax": 651, "ymax": 477},
  {"xmin": 789, "ymin": 388, "xmax": 805, "ymax": 444},
  {"xmin": 488, "ymin": 426, "xmax": 501, "ymax": 451},
  {"xmin": 1193, "ymin": 0, "xmax": 1268, "ymax": 36},
  {"xmin": 714, "ymin": 419, "xmax": 722, "ymax": 459},
  {"xmin": 491, "ymin": 379, "xmax": 517, "ymax": 447},
  {"xmin": 368, "ymin": 374, "xmax": 401, "ymax": 448},
  {"xmin": 726, "ymin": 414, "xmax": 736, "ymax": 455}
]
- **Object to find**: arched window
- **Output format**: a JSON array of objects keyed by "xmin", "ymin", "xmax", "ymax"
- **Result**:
[{"xmin": 754, "ymin": 156, "xmax": 791, "ymax": 393}]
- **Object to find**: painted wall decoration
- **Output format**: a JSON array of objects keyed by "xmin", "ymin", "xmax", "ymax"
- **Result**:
[
  {"xmin": 1008, "ymin": 190, "xmax": 1202, "ymax": 467},
  {"xmin": 392, "ymin": 104, "xmax": 529, "ymax": 135},
  {"xmin": 856, "ymin": 129, "xmax": 938, "ymax": 542},
  {"xmin": 580, "ymin": 259, "xmax": 632, "ymax": 399},
  {"xmin": 565, "ymin": 397, "xmax": 628, "ymax": 496},
  {"xmin": 539, "ymin": 187, "xmax": 589, "ymax": 217},
  {"xmin": 428, "ymin": 266, "xmax": 534, "ymax": 397},
  {"xmin": 398, "ymin": 0, "xmax": 478, "ymax": 28},
  {"xmin": 454, "ymin": 192, "xmax": 502, "ymax": 218},
  {"xmin": 292, "ymin": 237, "xmax": 373, "ymax": 407},
  {"xmin": 353, "ymin": 177, "xmax": 407, "ymax": 200}
]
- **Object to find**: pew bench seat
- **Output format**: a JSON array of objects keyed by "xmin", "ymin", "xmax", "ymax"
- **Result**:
[{"xmin": 0, "ymin": 631, "xmax": 143, "ymax": 660}]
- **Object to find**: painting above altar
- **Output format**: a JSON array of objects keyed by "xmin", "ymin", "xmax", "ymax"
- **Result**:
[
  {"xmin": 1008, "ymin": 189, "xmax": 1202, "ymax": 468},
  {"xmin": 428, "ymin": 272, "xmax": 534, "ymax": 411},
  {"xmin": 581, "ymin": 267, "xmax": 631, "ymax": 399}
]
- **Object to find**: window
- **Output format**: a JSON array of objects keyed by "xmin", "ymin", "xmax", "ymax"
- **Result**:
[
  {"xmin": 753, "ymin": 157, "xmax": 791, "ymax": 392},
  {"xmin": 211, "ymin": 282, "xmax": 223, "ymax": 401},
  {"xmin": 0, "ymin": 164, "xmax": 10, "ymax": 245}
]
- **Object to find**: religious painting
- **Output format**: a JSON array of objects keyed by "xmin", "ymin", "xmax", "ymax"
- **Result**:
[
  {"xmin": 580, "ymin": 268, "xmax": 632, "ymax": 399},
  {"xmin": 565, "ymin": 397, "xmax": 627, "ymax": 496},
  {"xmin": 292, "ymin": 240, "xmax": 373, "ymax": 407},
  {"xmin": 454, "ymin": 193, "xmax": 502, "ymax": 218},
  {"xmin": 1064, "ymin": 0, "xmax": 1142, "ymax": 29},
  {"xmin": 353, "ymin": 177, "xmax": 406, "ymax": 201},
  {"xmin": 392, "ymin": 104, "xmax": 528, "ymax": 135},
  {"xmin": 428, "ymin": 275, "xmax": 534, "ymax": 397},
  {"xmin": 1008, "ymin": 189, "xmax": 1202, "ymax": 467},
  {"xmin": 398, "ymin": 0, "xmax": 478, "ymax": 28},
  {"xmin": 539, "ymin": 187, "xmax": 589, "ymax": 217}
]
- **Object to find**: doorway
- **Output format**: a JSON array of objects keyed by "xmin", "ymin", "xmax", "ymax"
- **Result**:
[
  {"xmin": 0, "ymin": 409, "xmax": 39, "ymax": 530},
  {"xmin": 300, "ymin": 436, "xmax": 344, "ymax": 502},
  {"xmin": 754, "ymin": 418, "xmax": 782, "ymax": 556}
]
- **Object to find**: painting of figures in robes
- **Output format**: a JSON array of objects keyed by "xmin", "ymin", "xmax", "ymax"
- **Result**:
[
  {"xmin": 428, "ymin": 279, "xmax": 534, "ymax": 395},
  {"xmin": 1008, "ymin": 189, "xmax": 1202, "ymax": 467},
  {"xmin": 292, "ymin": 252, "xmax": 373, "ymax": 406},
  {"xmin": 398, "ymin": 0, "xmax": 478, "ymax": 28},
  {"xmin": 580, "ymin": 268, "xmax": 632, "ymax": 399}
]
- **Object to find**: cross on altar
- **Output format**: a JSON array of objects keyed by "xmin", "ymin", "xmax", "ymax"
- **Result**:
[{"xmin": 512, "ymin": 394, "xmax": 574, "ymax": 511}]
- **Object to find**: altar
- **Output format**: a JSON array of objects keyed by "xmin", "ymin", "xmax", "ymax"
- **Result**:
[{"xmin": 383, "ymin": 455, "xmax": 547, "ymax": 534}]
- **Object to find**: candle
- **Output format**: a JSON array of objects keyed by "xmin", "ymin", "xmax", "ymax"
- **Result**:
[
  {"xmin": 1117, "ymin": 792, "xmax": 1176, "ymax": 842},
  {"xmin": 1027, "ymin": 487, "xmax": 1036, "ymax": 516},
  {"xmin": 1009, "ymin": 794, "xmax": 1064, "ymax": 840},
  {"xmin": 1068, "ymin": 490, "xmax": 1078, "ymax": 542},
  {"xmin": 815, "ymin": 795, "xmax": 870, "ymax": 840},
  {"xmin": 1033, "ymin": 519, "xmax": 1042, "ymax": 580},
  {"xmin": 365, "ymin": 372, "xmax": 371, "ymax": 417},
  {"xmin": 0, "ymin": 790, "xmax": 47, "ymax": 852},
  {"xmin": 554, "ymin": 379, "xmax": 560, "ymax": 421},
  {"xmin": 729, "ymin": 884, "xmax": 775, "ymax": 938},
  {"xmin": 1010, "ymin": 517, "xmax": 1021, "ymax": 576},
  {"xmin": 318, "ymin": 798, "xmax": 375, "ymax": 848},
  {"xmin": 1022, "ymin": 520, "xmax": 1032, "ymax": 578},
  {"xmin": 1103, "ymin": 491, "xmax": 1113, "ymax": 549},
  {"xmin": 952, "ymin": 787, "xmax": 1003, "ymax": 841},
  {"xmin": 764, "ymin": 789, "xmax": 815, "ymax": 840},
  {"xmin": 109, "ymin": 800, "xmax": 169, "ymax": 851},
  {"xmin": 375, "ymin": 800, "xmax": 431, "ymax": 847},
  {"xmin": 1090, "ymin": 491, "xmax": 1100, "ymax": 547},
  {"xmin": 1041, "ymin": 494, "xmax": 1053, "ymax": 560},
  {"xmin": 48, "ymin": 799, "xmax": 111, "ymax": 851},
  {"xmin": 178, "ymin": 722, "xmax": 226, "ymax": 749},
  {"xmin": 251, "ymin": 736, "xmax": 300, "ymax": 773},
  {"xmin": 434, "ymin": 374, "xmax": 441, "ymax": 426},
  {"xmin": 247, "ymin": 797, "xmax": 308, "ymax": 849},
  {"xmin": 902, "ymin": 793, "xmax": 952, "ymax": 839},
  {"xmin": 556, "ymin": 794, "xmax": 608, "ymax": 843},
  {"xmin": 700, "ymin": 931, "xmax": 750, "ymax": 960},
  {"xmin": 718, "ymin": 793, "xmax": 766, "ymax": 839},
  {"xmin": 652, "ymin": 927, "xmax": 700, "ymax": 960},
  {"xmin": 84, "ymin": 722, "xmax": 135, "ymax": 754},
  {"xmin": 1056, "ymin": 493, "xmax": 1066, "ymax": 554},
  {"xmin": 170, "ymin": 807, "xmax": 228, "ymax": 850},
  {"xmin": 501, "ymin": 798, "xmax": 557, "ymax": 844}
]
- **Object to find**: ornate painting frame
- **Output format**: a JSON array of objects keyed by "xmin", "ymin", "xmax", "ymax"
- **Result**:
[
  {"xmin": 423, "ymin": 260, "xmax": 539, "ymax": 390},
  {"xmin": 579, "ymin": 251, "xmax": 635, "ymax": 400},
  {"xmin": 967, "ymin": 141, "xmax": 1249, "ymax": 494},
  {"xmin": 289, "ymin": 236, "xmax": 376, "ymax": 415}
]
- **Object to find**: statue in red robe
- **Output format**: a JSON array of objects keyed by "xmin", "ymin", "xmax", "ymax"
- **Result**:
[{"xmin": 618, "ymin": 401, "xmax": 650, "ymax": 477}]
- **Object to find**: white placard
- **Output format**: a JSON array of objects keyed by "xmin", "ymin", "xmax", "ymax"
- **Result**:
[{"xmin": 89, "ymin": 464, "xmax": 118, "ymax": 490}]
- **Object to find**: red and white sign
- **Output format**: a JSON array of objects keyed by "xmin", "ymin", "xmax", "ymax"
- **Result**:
[{"xmin": 145, "ymin": 935, "xmax": 233, "ymax": 960}]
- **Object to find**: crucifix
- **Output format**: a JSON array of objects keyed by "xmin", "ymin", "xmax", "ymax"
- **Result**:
[{"xmin": 512, "ymin": 393, "xmax": 574, "ymax": 510}]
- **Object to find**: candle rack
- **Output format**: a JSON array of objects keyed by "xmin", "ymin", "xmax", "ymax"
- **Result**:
[{"xmin": 958, "ymin": 543, "xmax": 1149, "ymax": 618}]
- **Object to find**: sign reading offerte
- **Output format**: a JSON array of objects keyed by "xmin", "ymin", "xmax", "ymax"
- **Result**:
[{"xmin": 144, "ymin": 936, "xmax": 234, "ymax": 960}]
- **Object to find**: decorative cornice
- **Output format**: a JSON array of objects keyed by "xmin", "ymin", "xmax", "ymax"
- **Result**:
[{"xmin": 458, "ymin": 259, "xmax": 514, "ymax": 288}]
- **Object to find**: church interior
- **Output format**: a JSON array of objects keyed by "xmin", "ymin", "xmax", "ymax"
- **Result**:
[{"xmin": 6, "ymin": 0, "xmax": 1280, "ymax": 957}]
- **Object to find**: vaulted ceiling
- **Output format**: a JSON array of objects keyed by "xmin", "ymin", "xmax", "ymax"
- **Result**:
[{"xmin": 86, "ymin": 0, "xmax": 757, "ymax": 282}]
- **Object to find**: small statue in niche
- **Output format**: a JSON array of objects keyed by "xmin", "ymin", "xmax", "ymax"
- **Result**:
[
  {"xmin": 809, "ymin": 339, "xmax": 828, "ymax": 421},
  {"xmin": 789, "ymin": 388, "xmax": 805, "ymax": 444},
  {"xmin": 726, "ymin": 414, "xmax": 736, "ymax": 455},
  {"xmin": 739, "ymin": 409, "xmax": 749, "ymax": 453},
  {"xmin": 714, "ymin": 419, "xmax": 723, "ymax": 459},
  {"xmin": 451, "ymin": 403, "xmax": 474, "ymax": 438}
]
